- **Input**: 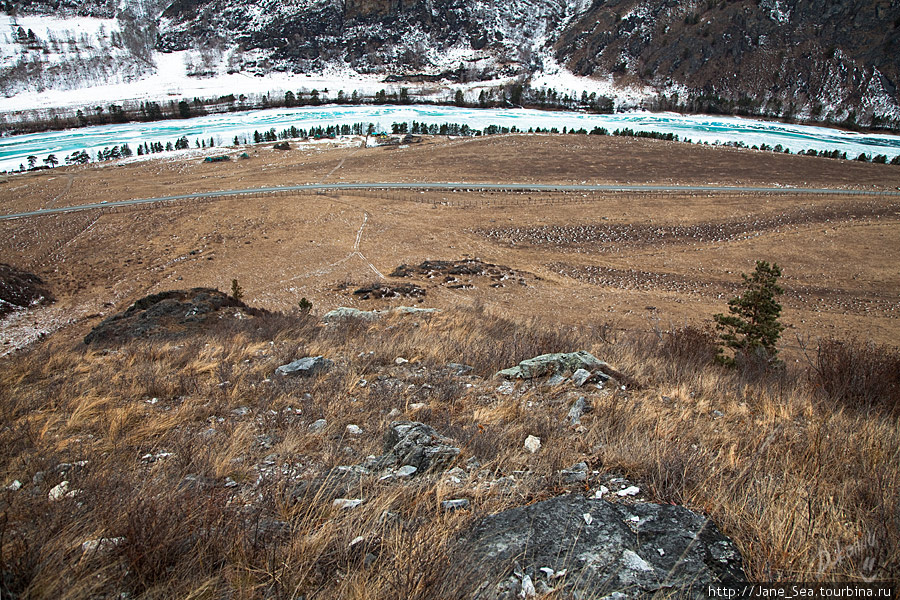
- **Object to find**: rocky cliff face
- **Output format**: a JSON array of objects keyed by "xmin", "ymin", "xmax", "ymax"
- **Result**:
[
  {"xmin": 557, "ymin": 0, "xmax": 900, "ymax": 125},
  {"xmin": 6, "ymin": 0, "xmax": 900, "ymax": 125}
]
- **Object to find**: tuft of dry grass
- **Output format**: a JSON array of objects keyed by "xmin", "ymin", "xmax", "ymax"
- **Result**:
[{"xmin": 0, "ymin": 306, "xmax": 898, "ymax": 598}]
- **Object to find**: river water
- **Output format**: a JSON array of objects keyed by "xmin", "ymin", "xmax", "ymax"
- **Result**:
[{"xmin": 2, "ymin": 105, "xmax": 899, "ymax": 172}]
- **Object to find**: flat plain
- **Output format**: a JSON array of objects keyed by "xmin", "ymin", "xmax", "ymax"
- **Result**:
[{"xmin": 1, "ymin": 134, "xmax": 898, "ymax": 352}]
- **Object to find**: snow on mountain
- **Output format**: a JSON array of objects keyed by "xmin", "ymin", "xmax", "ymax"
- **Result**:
[{"xmin": 1, "ymin": 0, "xmax": 899, "ymax": 128}]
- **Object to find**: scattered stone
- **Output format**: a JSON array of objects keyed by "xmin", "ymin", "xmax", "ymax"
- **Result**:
[
  {"xmin": 570, "ymin": 368, "xmax": 592, "ymax": 387},
  {"xmin": 447, "ymin": 363, "xmax": 475, "ymax": 375},
  {"xmin": 442, "ymin": 498, "xmax": 471, "ymax": 511},
  {"xmin": 520, "ymin": 573, "xmax": 536, "ymax": 598},
  {"xmin": 496, "ymin": 351, "xmax": 615, "ymax": 381},
  {"xmin": 55, "ymin": 461, "xmax": 88, "ymax": 474},
  {"xmin": 497, "ymin": 381, "xmax": 516, "ymax": 395},
  {"xmin": 81, "ymin": 537, "xmax": 126, "ymax": 555},
  {"xmin": 224, "ymin": 477, "xmax": 238, "ymax": 488},
  {"xmin": 275, "ymin": 356, "xmax": 333, "ymax": 377},
  {"xmin": 7, "ymin": 480, "xmax": 21, "ymax": 491},
  {"xmin": 333, "ymin": 498, "xmax": 364, "ymax": 510},
  {"xmin": 395, "ymin": 465, "xmax": 418, "ymax": 478},
  {"xmin": 560, "ymin": 462, "xmax": 588, "ymax": 484},
  {"xmin": 353, "ymin": 283, "xmax": 425, "ymax": 300},
  {"xmin": 395, "ymin": 356, "xmax": 409, "ymax": 365},
  {"xmin": 617, "ymin": 486, "xmax": 640, "ymax": 497},
  {"xmin": 408, "ymin": 402, "xmax": 427, "ymax": 410},
  {"xmin": 447, "ymin": 467, "xmax": 468, "ymax": 481},
  {"xmin": 524, "ymin": 435, "xmax": 541, "ymax": 454},
  {"xmin": 308, "ymin": 418, "xmax": 328, "ymax": 433},
  {"xmin": 48, "ymin": 481, "xmax": 71, "ymax": 501},
  {"xmin": 393, "ymin": 306, "xmax": 440, "ymax": 316},
  {"xmin": 231, "ymin": 406, "xmax": 251, "ymax": 416},
  {"xmin": 545, "ymin": 373, "xmax": 567, "ymax": 386},
  {"xmin": 141, "ymin": 452, "xmax": 173, "ymax": 463},
  {"xmin": 376, "ymin": 421, "xmax": 461, "ymax": 473},
  {"xmin": 390, "ymin": 259, "xmax": 528, "ymax": 291},
  {"xmin": 567, "ymin": 396, "xmax": 589, "ymax": 426},
  {"xmin": 453, "ymin": 494, "xmax": 746, "ymax": 599},
  {"xmin": 346, "ymin": 424, "xmax": 363, "ymax": 435}
]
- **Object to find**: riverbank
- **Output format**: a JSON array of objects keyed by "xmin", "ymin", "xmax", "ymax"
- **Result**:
[{"xmin": 2, "ymin": 105, "xmax": 900, "ymax": 175}]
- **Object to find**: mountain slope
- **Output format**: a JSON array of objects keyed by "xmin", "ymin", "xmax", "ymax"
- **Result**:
[
  {"xmin": 3, "ymin": 0, "xmax": 899, "ymax": 127},
  {"xmin": 557, "ymin": 0, "xmax": 900, "ymax": 125}
]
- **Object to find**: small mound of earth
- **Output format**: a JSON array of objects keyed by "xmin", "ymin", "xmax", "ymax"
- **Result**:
[
  {"xmin": 352, "ymin": 282, "xmax": 426, "ymax": 300},
  {"xmin": 0, "ymin": 263, "xmax": 54, "ymax": 319},
  {"xmin": 390, "ymin": 259, "xmax": 529, "ymax": 289},
  {"xmin": 84, "ymin": 288, "xmax": 265, "ymax": 345}
]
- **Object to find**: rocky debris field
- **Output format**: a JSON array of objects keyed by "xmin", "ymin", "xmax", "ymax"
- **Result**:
[
  {"xmin": 3, "ymin": 289, "xmax": 899, "ymax": 597},
  {"xmin": 351, "ymin": 282, "xmax": 427, "ymax": 300},
  {"xmin": 390, "ymin": 259, "xmax": 531, "ymax": 290},
  {"xmin": 0, "ymin": 263, "xmax": 54, "ymax": 319}
]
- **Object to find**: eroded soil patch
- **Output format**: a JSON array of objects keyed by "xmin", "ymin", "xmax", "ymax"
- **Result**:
[
  {"xmin": 551, "ymin": 263, "xmax": 900, "ymax": 319},
  {"xmin": 479, "ymin": 201, "xmax": 900, "ymax": 250}
]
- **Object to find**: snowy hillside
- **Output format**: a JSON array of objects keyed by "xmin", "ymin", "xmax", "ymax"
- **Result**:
[{"xmin": 1, "ymin": 0, "xmax": 899, "ymax": 128}]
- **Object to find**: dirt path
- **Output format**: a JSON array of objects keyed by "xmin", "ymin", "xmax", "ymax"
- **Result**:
[{"xmin": 43, "ymin": 172, "xmax": 74, "ymax": 210}]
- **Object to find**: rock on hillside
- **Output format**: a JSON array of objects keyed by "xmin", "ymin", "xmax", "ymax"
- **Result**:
[
  {"xmin": 557, "ymin": 0, "xmax": 900, "ymax": 125},
  {"xmin": 0, "ymin": 263, "xmax": 54, "ymax": 320},
  {"xmin": 83, "ymin": 287, "xmax": 265, "ymax": 345},
  {"xmin": 453, "ymin": 493, "xmax": 746, "ymax": 599}
]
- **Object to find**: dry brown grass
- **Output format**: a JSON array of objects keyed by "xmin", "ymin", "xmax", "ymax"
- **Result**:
[
  {"xmin": 0, "ymin": 305, "xmax": 898, "ymax": 598},
  {"xmin": 0, "ymin": 135, "xmax": 898, "ymax": 596}
]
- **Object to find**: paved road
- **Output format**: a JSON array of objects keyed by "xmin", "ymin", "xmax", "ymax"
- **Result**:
[{"xmin": 2, "ymin": 182, "xmax": 899, "ymax": 221}]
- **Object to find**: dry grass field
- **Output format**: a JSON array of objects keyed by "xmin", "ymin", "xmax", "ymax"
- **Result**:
[
  {"xmin": 1, "ymin": 134, "xmax": 898, "ymax": 352},
  {"xmin": 1, "ymin": 134, "xmax": 899, "ymax": 597}
]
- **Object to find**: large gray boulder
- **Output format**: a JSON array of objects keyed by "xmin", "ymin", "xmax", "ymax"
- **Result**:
[
  {"xmin": 496, "ymin": 350, "xmax": 614, "ymax": 380},
  {"xmin": 452, "ymin": 493, "xmax": 745, "ymax": 599}
]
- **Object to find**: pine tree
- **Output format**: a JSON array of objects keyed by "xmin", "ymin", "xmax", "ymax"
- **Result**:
[
  {"xmin": 714, "ymin": 261, "xmax": 785, "ymax": 366},
  {"xmin": 231, "ymin": 279, "xmax": 243, "ymax": 301}
]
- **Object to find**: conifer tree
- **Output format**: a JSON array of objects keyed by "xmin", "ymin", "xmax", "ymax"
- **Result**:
[{"xmin": 714, "ymin": 261, "xmax": 785, "ymax": 366}]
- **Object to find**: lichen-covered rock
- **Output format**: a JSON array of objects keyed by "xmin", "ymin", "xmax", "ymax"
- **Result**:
[
  {"xmin": 377, "ymin": 421, "xmax": 460, "ymax": 473},
  {"xmin": 496, "ymin": 351, "xmax": 614, "ymax": 380},
  {"xmin": 323, "ymin": 306, "xmax": 439, "ymax": 323},
  {"xmin": 322, "ymin": 307, "xmax": 381, "ymax": 322},
  {"xmin": 452, "ymin": 493, "xmax": 746, "ymax": 599}
]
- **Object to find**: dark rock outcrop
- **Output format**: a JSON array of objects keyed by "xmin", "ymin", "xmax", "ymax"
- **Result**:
[
  {"xmin": 83, "ymin": 288, "xmax": 264, "ymax": 345},
  {"xmin": 352, "ymin": 282, "xmax": 426, "ymax": 300},
  {"xmin": 452, "ymin": 493, "xmax": 746, "ymax": 599},
  {"xmin": 0, "ymin": 263, "xmax": 54, "ymax": 319}
]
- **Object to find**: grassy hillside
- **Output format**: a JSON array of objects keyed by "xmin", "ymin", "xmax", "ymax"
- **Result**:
[{"xmin": 1, "ymin": 303, "xmax": 897, "ymax": 597}]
